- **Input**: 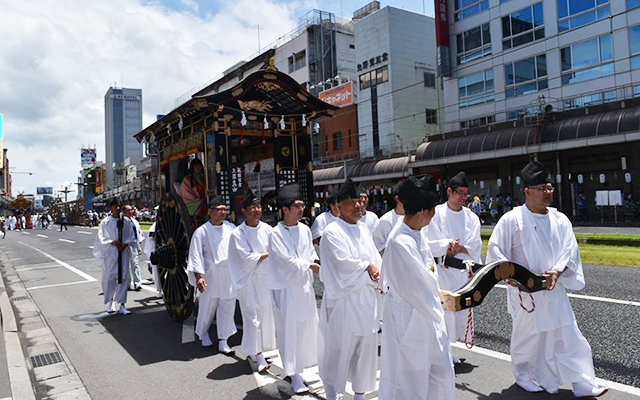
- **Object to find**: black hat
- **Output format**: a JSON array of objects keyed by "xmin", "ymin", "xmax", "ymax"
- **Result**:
[
  {"xmin": 278, "ymin": 183, "xmax": 302, "ymax": 207},
  {"xmin": 327, "ymin": 187, "xmax": 339, "ymax": 205},
  {"xmin": 242, "ymin": 190, "xmax": 260, "ymax": 209},
  {"xmin": 392, "ymin": 180, "xmax": 403, "ymax": 197},
  {"xmin": 522, "ymin": 161, "xmax": 550, "ymax": 187},
  {"xmin": 109, "ymin": 198, "xmax": 120, "ymax": 207},
  {"xmin": 336, "ymin": 178, "xmax": 358, "ymax": 202},
  {"xmin": 448, "ymin": 171, "xmax": 468, "ymax": 189},
  {"xmin": 398, "ymin": 175, "xmax": 439, "ymax": 214},
  {"xmin": 356, "ymin": 186, "xmax": 367, "ymax": 197},
  {"xmin": 208, "ymin": 196, "xmax": 225, "ymax": 209}
]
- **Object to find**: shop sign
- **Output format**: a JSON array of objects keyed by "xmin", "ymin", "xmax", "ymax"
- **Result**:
[{"xmin": 318, "ymin": 82, "xmax": 353, "ymax": 107}]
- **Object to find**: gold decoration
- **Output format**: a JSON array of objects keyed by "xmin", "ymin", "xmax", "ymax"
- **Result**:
[
  {"xmin": 232, "ymin": 87, "xmax": 243, "ymax": 97},
  {"xmin": 192, "ymin": 99, "xmax": 208, "ymax": 110},
  {"xmin": 237, "ymin": 100, "xmax": 273, "ymax": 113},
  {"xmin": 494, "ymin": 262, "xmax": 516, "ymax": 281},
  {"xmin": 266, "ymin": 58, "xmax": 278, "ymax": 71},
  {"xmin": 264, "ymin": 73, "xmax": 277, "ymax": 80},
  {"xmin": 473, "ymin": 290, "xmax": 482, "ymax": 303},
  {"xmin": 257, "ymin": 82, "xmax": 280, "ymax": 92},
  {"xmin": 218, "ymin": 145, "xmax": 224, "ymax": 157},
  {"xmin": 296, "ymin": 92, "xmax": 308, "ymax": 102},
  {"xmin": 527, "ymin": 277, "xmax": 535, "ymax": 289},
  {"xmin": 281, "ymin": 146, "xmax": 291, "ymax": 157}
]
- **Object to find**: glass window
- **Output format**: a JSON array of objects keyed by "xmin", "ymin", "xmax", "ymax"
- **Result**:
[
  {"xmin": 502, "ymin": 3, "xmax": 545, "ymax": 50},
  {"xmin": 359, "ymin": 66, "xmax": 388, "ymax": 90},
  {"xmin": 460, "ymin": 115, "xmax": 495, "ymax": 128},
  {"xmin": 455, "ymin": 0, "xmax": 489, "ymax": 21},
  {"xmin": 424, "ymin": 72, "xmax": 436, "ymax": 88},
  {"xmin": 630, "ymin": 26, "xmax": 640, "ymax": 69},
  {"xmin": 426, "ymin": 109, "xmax": 438, "ymax": 124},
  {"xmin": 560, "ymin": 34, "xmax": 614, "ymax": 85},
  {"xmin": 459, "ymin": 69, "xmax": 495, "ymax": 108},
  {"xmin": 333, "ymin": 132, "xmax": 344, "ymax": 151},
  {"xmin": 557, "ymin": 0, "xmax": 610, "ymax": 32},
  {"xmin": 457, "ymin": 23, "xmax": 492, "ymax": 65},
  {"xmin": 505, "ymin": 55, "xmax": 548, "ymax": 98},
  {"xmin": 359, "ymin": 72, "xmax": 371, "ymax": 90},
  {"xmin": 630, "ymin": 0, "xmax": 640, "ymax": 9}
]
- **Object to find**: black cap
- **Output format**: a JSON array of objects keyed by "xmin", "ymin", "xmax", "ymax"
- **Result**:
[
  {"xmin": 278, "ymin": 183, "xmax": 302, "ymax": 207},
  {"xmin": 327, "ymin": 187, "xmax": 339, "ymax": 205},
  {"xmin": 522, "ymin": 161, "xmax": 550, "ymax": 187},
  {"xmin": 208, "ymin": 196, "xmax": 225, "ymax": 209},
  {"xmin": 242, "ymin": 190, "xmax": 260, "ymax": 209},
  {"xmin": 109, "ymin": 198, "xmax": 120, "ymax": 207},
  {"xmin": 356, "ymin": 186, "xmax": 367, "ymax": 197},
  {"xmin": 448, "ymin": 171, "xmax": 468, "ymax": 189},
  {"xmin": 336, "ymin": 178, "xmax": 358, "ymax": 202},
  {"xmin": 398, "ymin": 175, "xmax": 439, "ymax": 214},
  {"xmin": 392, "ymin": 180, "xmax": 403, "ymax": 197}
]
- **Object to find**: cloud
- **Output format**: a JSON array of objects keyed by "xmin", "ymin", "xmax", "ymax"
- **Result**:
[{"xmin": 0, "ymin": 0, "xmax": 301, "ymax": 197}]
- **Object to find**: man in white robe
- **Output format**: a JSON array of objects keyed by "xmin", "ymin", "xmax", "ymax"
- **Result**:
[
  {"xmin": 93, "ymin": 198, "xmax": 137, "ymax": 315},
  {"xmin": 372, "ymin": 181, "xmax": 404, "ymax": 253},
  {"xmin": 311, "ymin": 188, "xmax": 339, "ymax": 245},
  {"xmin": 228, "ymin": 191, "xmax": 276, "ymax": 373},
  {"xmin": 143, "ymin": 222, "xmax": 163, "ymax": 298},
  {"xmin": 356, "ymin": 187, "xmax": 379, "ymax": 235},
  {"xmin": 124, "ymin": 205, "xmax": 144, "ymax": 291},
  {"xmin": 266, "ymin": 183, "xmax": 320, "ymax": 395},
  {"xmin": 486, "ymin": 161, "xmax": 607, "ymax": 398},
  {"xmin": 318, "ymin": 179, "xmax": 381, "ymax": 400},
  {"xmin": 379, "ymin": 175, "xmax": 455, "ymax": 400},
  {"xmin": 186, "ymin": 197, "xmax": 237, "ymax": 354},
  {"xmin": 428, "ymin": 172, "xmax": 482, "ymax": 362}
]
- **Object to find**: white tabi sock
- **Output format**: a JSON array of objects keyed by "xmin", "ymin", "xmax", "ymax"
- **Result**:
[
  {"xmin": 106, "ymin": 300, "xmax": 115, "ymax": 313},
  {"xmin": 218, "ymin": 339, "xmax": 233, "ymax": 354},
  {"xmin": 290, "ymin": 374, "xmax": 308, "ymax": 394},
  {"xmin": 572, "ymin": 381, "xmax": 608, "ymax": 398},
  {"xmin": 516, "ymin": 380, "xmax": 543, "ymax": 393},
  {"xmin": 201, "ymin": 333, "xmax": 213, "ymax": 347},
  {"xmin": 118, "ymin": 305, "xmax": 131, "ymax": 315},
  {"xmin": 452, "ymin": 356, "xmax": 461, "ymax": 364},
  {"xmin": 256, "ymin": 353, "xmax": 269, "ymax": 373}
]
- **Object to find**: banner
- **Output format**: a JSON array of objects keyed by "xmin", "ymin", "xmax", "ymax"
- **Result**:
[
  {"xmin": 435, "ymin": 0, "xmax": 451, "ymax": 76},
  {"xmin": 37, "ymin": 187, "xmax": 53, "ymax": 195},
  {"xmin": 318, "ymin": 82, "xmax": 354, "ymax": 107},
  {"xmin": 81, "ymin": 148, "xmax": 97, "ymax": 169}
]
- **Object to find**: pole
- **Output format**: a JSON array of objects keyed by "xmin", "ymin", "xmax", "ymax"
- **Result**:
[{"xmin": 117, "ymin": 210, "xmax": 123, "ymax": 284}]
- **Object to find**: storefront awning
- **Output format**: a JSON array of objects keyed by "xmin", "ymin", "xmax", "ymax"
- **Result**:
[
  {"xmin": 346, "ymin": 157, "xmax": 410, "ymax": 182},
  {"xmin": 313, "ymin": 166, "xmax": 344, "ymax": 185}
]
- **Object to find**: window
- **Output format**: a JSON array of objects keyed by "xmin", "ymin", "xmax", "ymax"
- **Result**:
[
  {"xmin": 505, "ymin": 55, "xmax": 548, "ymax": 98},
  {"xmin": 563, "ymin": 90, "xmax": 617, "ymax": 108},
  {"xmin": 630, "ymin": 0, "xmax": 640, "ymax": 9},
  {"xmin": 457, "ymin": 23, "xmax": 492, "ymax": 65},
  {"xmin": 288, "ymin": 51, "xmax": 306, "ymax": 73},
  {"xmin": 454, "ymin": 0, "xmax": 489, "ymax": 21},
  {"xmin": 424, "ymin": 72, "xmax": 436, "ymax": 88},
  {"xmin": 333, "ymin": 132, "xmax": 344, "ymax": 151},
  {"xmin": 426, "ymin": 109, "xmax": 438, "ymax": 124},
  {"xmin": 359, "ymin": 66, "xmax": 388, "ymax": 90},
  {"xmin": 502, "ymin": 3, "xmax": 544, "ymax": 50},
  {"xmin": 460, "ymin": 115, "xmax": 495, "ymax": 128},
  {"xmin": 560, "ymin": 34, "xmax": 614, "ymax": 85},
  {"xmin": 630, "ymin": 26, "xmax": 640, "ymax": 69},
  {"xmin": 558, "ymin": 0, "xmax": 610, "ymax": 32},
  {"xmin": 459, "ymin": 69, "xmax": 494, "ymax": 108}
]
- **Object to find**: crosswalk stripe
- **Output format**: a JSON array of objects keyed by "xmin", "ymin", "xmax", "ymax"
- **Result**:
[{"xmin": 59, "ymin": 239, "xmax": 75, "ymax": 243}]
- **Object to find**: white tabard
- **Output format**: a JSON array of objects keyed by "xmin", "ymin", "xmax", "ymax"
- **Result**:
[
  {"xmin": 266, "ymin": 221, "xmax": 318, "ymax": 376},
  {"xmin": 379, "ymin": 222, "xmax": 455, "ymax": 400},
  {"xmin": 228, "ymin": 221, "xmax": 276, "ymax": 356},
  {"xmin": 311, "ymin": 211, "xmax": 339, "ymax": 241},
  {"xmin": 318, "ymin": 218, "xmax": 382, "ymax": 394},
  {"xmin": 429, "ymin": 203, "xmax": 482, "ymax": 342},
  {"xmin": 486, "ymin": 206, "xmax": 596, "ymax": 392},
  {"xmin": 187, "ymin": 221, "xmax": 237, "ymax": 341},
  {"xmin": 93, "ymin": 216, "xmax": 137, "ymax": 304},
  {"xmin": 359, "ymin": 211, "xmax": 379, "ymax": 236},
  {"xmin": 372, "ymin": 209, "xmax": 403, "ymax": 252}
]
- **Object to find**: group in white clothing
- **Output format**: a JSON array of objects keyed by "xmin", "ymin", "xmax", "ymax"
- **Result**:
[{"xmin": 93, "ymin": 161, "xmax": 608, "ymax": 399}]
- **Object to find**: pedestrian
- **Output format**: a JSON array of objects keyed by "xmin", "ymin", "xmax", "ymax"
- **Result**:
[
  {"xmin": 357, "ymin": 187, "xmax": 379, "ymax": 236},
  {"xmin": 311, "ymin": 187, "xmax": 340, "ymax": 248},
  {"xmin": 266, "ymin": 183, "xmax": 319, "ymax": 395},
  {"xmin": 379, "ymin": 175, "xmax": 455, "ymax": 399},
  {"xmin": 318, "ymin": 179, "xmax": 382, "ymax": 400},
  {"xmin": 576, "ymin": 192, "xmax": 589, "ymax": 222},
  {"xmin": 0, "ymin": 217, "xmax": 6, "ymax": 238},
  {"xmin": 186, "ymin": 196, "xmax": 237, "ymax": 353},
  {"xmin": 123, "ymin": 205, "xmax": 144, "ymax": 291},
  {"xmin": 143, "ymin": 221, "xmax": 163, "ymax": 299},
  {"xmin": 486, "ymin": 161, "xmax": 607, "ymax": 397},
  {"xmin": 228, "ymin": 190, "xmax": 276, "ymax": 373},
  {"xmin": 427, "ymin": 171, "xmax": 482, "ymax": 363},
  {"xmin": 93, "ymin": 198, "xmax": 136, "ymax": 315},
  {"xmin": 372, "ymin": 181, "xmax": 404, "ymax": 254},
  {"xmin": 59, "ymin": 212, "xmax": 68, "ymax": 231}
]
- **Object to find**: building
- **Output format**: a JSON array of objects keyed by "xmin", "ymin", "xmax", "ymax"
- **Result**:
[
  {"xmin": 355, "ymin": 5, "xmax": 442, "ymax": 159},
  {"xmin": 0, "ymin": 149, "xmax": 10, "ymax": 198},
  {"xmin": 414, "ymin": 0, "xmax": 640, "ymax": 224},
  {"xmin": 104, "ymin": 87, "xmax": 143, "ymax": 189}
]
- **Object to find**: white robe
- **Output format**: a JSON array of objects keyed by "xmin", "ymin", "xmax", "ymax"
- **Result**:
[
  {"xmin": 93, "ymin": 216, "xmax": 136, "ymax": 304},
  {"xmin": 486, "ymin": 205, "xmax": 596, "ymax": 392},
  {"xmin": 228, "ymin": 221, "xmax": 277, "ymax": 356},
  {"xmin": 311, "ymin": 211, "xmax": 340, "ymax": 240},
  {"xmin": 379, "ymin": 222, "xmax": 455, "ymax": 400},
  {"xmin": 428, "ymin": 203, "xmax": 482, "ymax": 342},
  {"xmin": 372, "ymin": 209, "xmax": 403, "ymax": 252},
  {"xmin": 143, "ymin": 222, "xmax": 163, "ymax": 296},
  {"xmin": 359, "ymin": 211, "xmax": 379, "ymax": 236},
  {"xmin": 187, "ymin": 221, "xmax": 237, "ymax": 341},
  {"xmin": 318, "ymin": 218, "xmax": 382, "ymax": 394},
  {"xmin": 266, "ymin": 221, "xmax": 318, "ymax": 376}
]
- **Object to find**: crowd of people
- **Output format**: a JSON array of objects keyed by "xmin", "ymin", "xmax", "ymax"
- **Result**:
[{"xmin": 92, "ymin": 161, "xmax": 608, "ymax": 399}]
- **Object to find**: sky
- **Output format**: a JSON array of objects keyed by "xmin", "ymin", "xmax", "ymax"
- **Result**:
[{"xmin": 0, "ymin": 0, "xmax": 434, "ymax": 199}]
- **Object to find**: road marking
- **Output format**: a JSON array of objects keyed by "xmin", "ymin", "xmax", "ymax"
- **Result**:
[
  {"xmin": 494, "ymin": 284, "xmax": 640, "ymax": 307},
  {"xmin": 9, "ymin": 258, "xmax": 23, "ymax": 261},
  {"xmin": 23, "ymin": 232, "xmax": 30, "ymax": 235},
  {"xmin": 37, "ymin": 234, "xmax": 48, "ymax": 238},
  {"xmin": 452, "ymin": 343, "xmax": 640, "ymax": 397},
  {"xmin": 28, "ymin": 280, "xmax": 94, "ymax": 291},
  {"xmin": 77, "ymin": 231, "xmax": 93, "ymax": 235},
  {"xmin": 16, "ymin": 264, "xmax": 61, "ymax": 272},
  {"xmin": 18, "ymin": 241, "xmax": 97, "ymax": 282},
  {"xmin": 58, "ymin": 239, "xmax": 75, "ymax": 244},
  {"xmin": 88, "ymin": 246, "xmax": 94, "ymax": 249},
  {"xmin": 182, "ymin": 315, "xmax": 195, "ymax": 344}
]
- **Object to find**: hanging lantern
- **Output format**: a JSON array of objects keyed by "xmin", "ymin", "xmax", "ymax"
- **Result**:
[
  {"xmin": 480, "ymin": 181, "xmax": 485, "ymax": 189},
  {"xmin": 556, "ymin": 174, "xmax": 562, "ymax": 183},
  {"xmin": 279, "ymin": 115, "xmax": 286, "ymax": 130},
  {"xmin": 625, "ymin": 172, "xmax": 632, "ymax": 183},
  {"xmin": 261, "ymin": 115, "xmax": 269, "ymax": 147},
  {"xmin": 577, "ymin": 174, "xmax": 584, "ymax": 184},
  {"xmin": 599, "ymin": 173, "xmax": 606, "ymax": 184},
  {"xmin": 240, "ymin": 112, "xmax": 247, "ymax": 147},
  {"xmin": 497, "ymin": 178, "xmax": 502, "ymax": 188},
  {"xmin": 302, "ymin": 114, "xmax": 307, "ymax": 127},
  {"xmin": 515, "ymin": 176, "xmax": 521, "ymax": 185}
]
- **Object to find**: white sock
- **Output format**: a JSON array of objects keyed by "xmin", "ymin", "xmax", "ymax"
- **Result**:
[
  {"xmin": 218, "ymin": 339, "xmax": 232, "ymax": 353},
  {"xmin": 118, "ymin": 305, "xmax": 130, "ymax": 315},
  {"xmin": 248, "ymin": 354, "xmax": 257, "ymax": 363},
  {"xmin": 201, "ymin": 333, "xmax": 213, "ymax": 347},
  {"xmin": 452, "ymin": 356, "xmax": 461, "ymax": 364},
  {"xmin": 256, "ymin": 353, "xmax": 269, "ymax": 372},
  {"xmin": 290, "ymin": 374, "xmax": 307, "ymax": 394},
  {"xmin": 516, "ymin": 380, "xmax": 543, "ymax": 393}
]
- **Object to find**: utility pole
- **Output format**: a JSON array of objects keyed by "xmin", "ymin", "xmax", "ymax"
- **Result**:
[{"xmin": 59, "ymin": 186, "xmax": 73, "ymax": 202}]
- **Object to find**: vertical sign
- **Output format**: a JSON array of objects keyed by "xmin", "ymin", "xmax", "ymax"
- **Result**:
[
  {"xmin": 0, "ymin": 113, "xmax": 4, "ymax": 165},
  {"xmin": 435, "ymin": 0, "xmax": 451, "ymax": 77}
]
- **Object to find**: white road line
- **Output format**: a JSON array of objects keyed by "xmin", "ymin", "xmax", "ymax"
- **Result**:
[
  {"xmin": 494, "ymin": 284, "xmax": 640, "ymax": 307},
  {"xmin": 23, "ymin": 232, "xmax": 30, "ymax": 235},
  {"xmin": 15, "ymin": 265, "xmax": 61, "ymax": 272},
  {"xmin": 37, "ymin": 234, "xmax": 48, "ymax": 238},
  {"xmin": 88, "ymin": 245, "xmax": 94, "ymax": 249},
  {"xmin": 452, "ymin": 343, "xmax": 640, "ymax": 397},
  {"xmin": 58, "ymin": 239, "xmax": 75, "ymax": 244},
  {"xmin": 18, "ymin": 241, "xmax": 97, "ymax": 282},
  {"xmin": 182, "ymin": 315, "xmax": 195, "ymax": 344},
  {"xmin": 77, "ymin": 231, "xmax": 93, "ymax": 235},
  {"xmin": 8, "ymin": 258, "xmax": 23, "ymax": 261},
  {"xmin": 28, "ymin": 280, "xmax": 94, "ymax": 291}
]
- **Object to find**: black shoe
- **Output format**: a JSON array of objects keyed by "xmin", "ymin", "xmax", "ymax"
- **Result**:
[{"xmin": 134, "ymin": 286, "xmax": 142, "ymax": 292}]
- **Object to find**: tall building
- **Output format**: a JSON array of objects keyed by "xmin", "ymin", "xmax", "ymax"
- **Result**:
[
  {"xmin": 104, "ymin": 87, "xmax": 143, "ymax": 189},
  {"xmin": 412, "ymin": 0, "xmax": 640, "ymax": 220},
  {"xmin": 355, "ymin": 6, "xmax": 442, "ymax": 159}
]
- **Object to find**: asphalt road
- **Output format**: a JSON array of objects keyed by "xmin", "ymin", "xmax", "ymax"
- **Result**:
[{"xmin": 0, "ymin": 225, "xmax": 639, "ymax": 399}]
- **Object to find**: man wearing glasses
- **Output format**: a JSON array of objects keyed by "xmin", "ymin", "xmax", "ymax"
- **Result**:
[
  {"xmin": 228, "ymin": 190, "xmax": 276, "ymax": 373},
  {"xmin": 266, "ymin": 183, "xmax": 320, "ymax": 395},
  {"xmin": 426, "ymin": 171, "xmax": 482, "ymax": 364},
  {"xmin": 486, "ymin": 161, "xmax": 607, "ymax": 398},
  {"xmin": 187, "ymin": 196, "xmax": 237, "ymax": 354}
]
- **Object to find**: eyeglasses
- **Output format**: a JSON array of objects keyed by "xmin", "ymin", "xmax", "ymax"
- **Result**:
[
  {"xmin": 291, "ymin": 203, "xmax": 306, "ymax": 209},
  {"xmin": 211, "ymin": 207, "xmax": 228, "ymax": 212},
  {"xmin": 529, "ymin": 185, "xmax": 555, "ymax": 192},
  {"xmin": 453, "ymin": 189, "xmax": 470, "ymax": 197}
]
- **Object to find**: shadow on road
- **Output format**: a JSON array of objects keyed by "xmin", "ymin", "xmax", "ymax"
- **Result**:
[{"xmin": 457, "ymin": 382, "xmax": 580, "ymax": 399}]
